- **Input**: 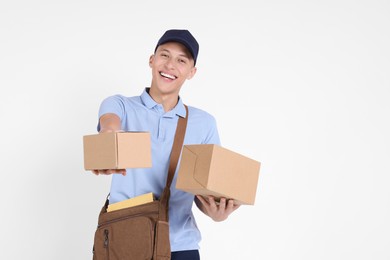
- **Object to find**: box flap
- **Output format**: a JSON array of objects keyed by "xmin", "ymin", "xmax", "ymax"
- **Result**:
[
  {"xmin": 188, "ymin": 145, "xmax": 213, "ymax": 188},
  {"xmin": 184, "ymin": 144, "xmax": 216, "ymax": 188},
  {"xmin": 176, "ymin": 146, "xmax": 202, "ymax": 189}
]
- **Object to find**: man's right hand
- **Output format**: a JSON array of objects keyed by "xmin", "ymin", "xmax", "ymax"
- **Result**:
[
  {"xmin": 91, "ymin": 113, "xmax": 126, "ymax": 176},
  {"xmin": 92, "ymin": 169, "xmax": 127, "ymax": 176}
]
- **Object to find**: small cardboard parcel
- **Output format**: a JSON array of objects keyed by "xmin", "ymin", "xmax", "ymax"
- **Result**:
[
  {"xmin": 176, "ymin": 144, "xmax": 260, "ymax": 205},
  {"xmin": 83, "ymin": 132, "xmax": 151, "ymax": 170}
]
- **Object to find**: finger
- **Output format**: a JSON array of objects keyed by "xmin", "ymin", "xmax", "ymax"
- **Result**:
[
  {"xmin": 109, "ymin": 169, "xmax": 126, "ymax": 175},
  {"xmin": 93, "ymin": 169, "xmax": 126, "ymax": 175},
  {"xmin": 207, "ymin": 196, "xmax": 217, "ymax": 206},
  {"xmin": 226, "ymin": 199, "xmax": 234, "ymax": 209},
  {"xmin": 207, "ymin": 196, "xmax": 219, "ymax": 211},
  {"xmin": 219, "ymin": 198, "xmax": 226, "ymax": 210},
  {"xmin": 106, "ymin": 169, "xmax": 116, "ymax": 175},
  {"xmin": 196, "ymin": 195, "xmax": 208, "ymax": 205},
  {"xmin": 226, "ymin": 200, "xmax": 240, "ymax": 213},
  {"xmin": 102, "ymin": 170, "xmax": 113, "ymax": 175}
]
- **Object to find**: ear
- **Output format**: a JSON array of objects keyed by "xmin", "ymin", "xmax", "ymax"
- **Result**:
[
  {"xmin": 149, "ymin": 55, "xmax": 154, "ymax": 68},
  {"xmin": 187, "ymin": 66, "xmax": 197, "ymax": 80}
]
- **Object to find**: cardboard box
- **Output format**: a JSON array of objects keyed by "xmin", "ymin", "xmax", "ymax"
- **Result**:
[
  {"xmin": 83, "ymin": 132, "xmax": 152, "ymax": 170},
  {"xmin": 176, "ymin": 144, "xmax": 260, "ymax": 205}
]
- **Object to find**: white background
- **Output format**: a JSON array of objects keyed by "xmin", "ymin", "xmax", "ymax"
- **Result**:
[{"xmin": 1, "ymin": 1, "xmax": 389, "ymax": 259}]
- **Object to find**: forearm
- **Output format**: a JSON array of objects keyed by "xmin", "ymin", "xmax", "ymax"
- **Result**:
[{"xmin": 99, "ymin": 113, "xmax": 121, "ymax": 133}]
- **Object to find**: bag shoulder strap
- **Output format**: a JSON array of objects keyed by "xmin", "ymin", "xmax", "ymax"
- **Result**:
[
  {"xmin": 159, "ymin": 105, "xmax": 188, "ymax": 215},
  {"xmin": 166, "ymin": 104, "xmax": 188, "ymax": 189}
]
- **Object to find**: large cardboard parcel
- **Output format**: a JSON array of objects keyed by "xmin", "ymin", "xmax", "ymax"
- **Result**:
[
  {"xmin": 176, "ymin": 144, "xmax": 260, "ymax": 205},
  {"xmin": 83, "ymin": 132, "xmax": 151, "ymax": 170}
]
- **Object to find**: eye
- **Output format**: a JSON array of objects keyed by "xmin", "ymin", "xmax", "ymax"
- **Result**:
[
  {"xmin": 161, "ymin": 53, "xmax": 169, "ymax": 58},
  {"xmin": 178, "ymin": 59, "xmax": 187, "ymax": 64}
]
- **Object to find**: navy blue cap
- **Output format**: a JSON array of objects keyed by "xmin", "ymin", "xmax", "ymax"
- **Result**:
[{"xmin": 154, "ymin": 29, "xmax": 199, "ymax": 65}]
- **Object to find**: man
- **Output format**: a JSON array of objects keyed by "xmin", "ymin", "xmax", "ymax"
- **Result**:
[{"xmin": 93, "ymin": 29, "xmax": 239, "ymax": 260}]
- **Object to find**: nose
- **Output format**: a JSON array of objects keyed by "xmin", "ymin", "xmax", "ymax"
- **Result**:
[{"xmin": 164, "ymin": 57, "xmax": 175, "ymax": 70}]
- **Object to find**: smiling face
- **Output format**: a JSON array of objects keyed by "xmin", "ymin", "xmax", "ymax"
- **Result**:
[{"xmin": 149, "ymin": 42, "xmax": 197, "ymax": 102}]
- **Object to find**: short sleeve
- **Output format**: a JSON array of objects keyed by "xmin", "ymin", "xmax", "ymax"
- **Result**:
[
  {"xmin": 203, "ymin": 115, "xmax": 221, "ymax": 145},
  {"xmin": 97, "ymin": 95, "xmax": 126, "ymax": 131}
]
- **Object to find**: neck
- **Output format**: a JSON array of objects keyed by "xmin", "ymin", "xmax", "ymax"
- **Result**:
[{"xmin": 148, "ymin": 87, "xmax": 179, "ymax": 112}]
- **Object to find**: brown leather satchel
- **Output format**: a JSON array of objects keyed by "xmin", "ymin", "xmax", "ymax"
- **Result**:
[{"xmin": 92, "ymin": 106, "xmax": 188, "ymax": 260}]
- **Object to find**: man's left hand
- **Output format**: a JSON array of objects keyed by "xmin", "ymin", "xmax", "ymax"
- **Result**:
[{"xmin": 195, "ymin": 195, "xmax": 240, "ymax": 222}]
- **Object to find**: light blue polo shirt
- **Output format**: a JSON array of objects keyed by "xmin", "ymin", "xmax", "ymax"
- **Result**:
[{"xmin": 97, "ymin": 88, "xmax": 220, "ymax": 251}]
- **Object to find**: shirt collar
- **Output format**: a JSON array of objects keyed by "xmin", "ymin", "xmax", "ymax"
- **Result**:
[
  {"xmin": 141, "ymin": 88, "xmax": 187, "ymax": 118},
  {"xmin": 174, "ymin": 97, "xmax": 187, "ymax": 118},
  {"xmin": 140, "ymin": 88, "xmax": 157, "ymax": 109}
]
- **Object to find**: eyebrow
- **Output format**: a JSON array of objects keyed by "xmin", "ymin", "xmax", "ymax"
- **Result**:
[{"xmin": 160, "ymin": 48, "xmax": 190, "ymax": 59}]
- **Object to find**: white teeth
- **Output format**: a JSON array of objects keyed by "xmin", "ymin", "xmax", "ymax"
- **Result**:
[{"xmin": 160, "ymin": 72, "xmax": 176, "ymax": 80}]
